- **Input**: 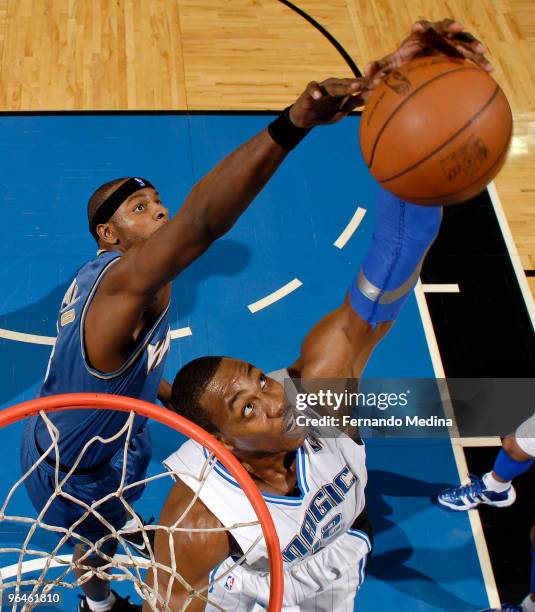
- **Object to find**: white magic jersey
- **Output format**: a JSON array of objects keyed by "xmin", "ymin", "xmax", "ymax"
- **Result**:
[
  {"xmin": 164, "ymin": 431, "xmax": 367, "ymax": 568},
  {"xmin": 163, "ymin": 370, "xmax": 371, "ymax": 610}
]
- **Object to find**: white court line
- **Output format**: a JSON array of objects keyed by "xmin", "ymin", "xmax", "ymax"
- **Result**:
[
  {"xmin": 334, "ymin": 206, "xmax": 367, "ymax": 249},
  {"xmin": 0, "ymin": 553, "xmax": 148, "ymax": 579},
  {"xmin": 0, "ymin": 328, "xmax": 56, "ymax": 346},
  {"xmin": 0, "ymin": 326, "xmax": 192, "ymax": 345},
  {"xmin": 459, "ymin": 437, "xmax": 502, "ymax": 447},
  {"xmin": 414, "ymin": 280, "xmax": 500, "ymax": 608},
  {"xmin": 170, "ymin": 326, "xmax": 193, "ymax": 340},
  {"xmin": 421, "ymin": 283, "xmax": 460, "ymax": 293},
  {"xmin": 248, "ymin": 278, "xmax": 302, "ymax": 313},
  {"xmin": 487, "ymin": 181, "xmax": 535, "ymax": 328}
]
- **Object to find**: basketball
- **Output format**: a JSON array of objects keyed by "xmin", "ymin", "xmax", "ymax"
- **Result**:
[{"xmin": 359, "ymin": 56, "xmax": 513, "ymax": 205}]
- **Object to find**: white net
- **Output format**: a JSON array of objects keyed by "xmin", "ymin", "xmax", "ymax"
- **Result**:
[{"xmin": 0, "ymin": 409, "xmax": 267, "ymax": 611}]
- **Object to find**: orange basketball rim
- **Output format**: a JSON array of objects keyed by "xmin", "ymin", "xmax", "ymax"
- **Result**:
[{"xmin": 0, "ymin": 393, "xmax": 284, "ymax": 611}]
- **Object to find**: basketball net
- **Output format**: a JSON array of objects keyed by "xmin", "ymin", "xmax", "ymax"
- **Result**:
[{"xmin": 0, "ymin": 394, "xmax": 284, "ymax": 612}]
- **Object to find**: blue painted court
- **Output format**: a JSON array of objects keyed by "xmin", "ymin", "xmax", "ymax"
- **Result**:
[{"xmin": 0, "ymin": 114, "xmax": 490, "ymax": 610}]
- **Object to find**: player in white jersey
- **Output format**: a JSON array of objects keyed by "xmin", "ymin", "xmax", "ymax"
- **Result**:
[
  {"xmin": 164, "ymin": 407, "xmax": 370, "ymax": 611},
  {"xmin": 140, "ymin": 21, "xmax": 493, "ymax": 611},
  {"xmin": 144, "ymin": 180, "xmax": 445, "ymax": 610}
]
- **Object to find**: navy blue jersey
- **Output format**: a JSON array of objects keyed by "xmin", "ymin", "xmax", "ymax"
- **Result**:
[{"xmin": 27, "ymin": 250, "xmax": 170, "ymax": 468}]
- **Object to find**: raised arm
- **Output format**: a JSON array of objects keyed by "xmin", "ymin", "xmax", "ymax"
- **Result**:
[
  {"xmin": 157, "ymin": 379, "xmax": 173, "ymax": 409},
  {"xmin": 286, "ymin": 18, "xmax": 490, "ymax": 382},
  {"xmin": 87, "ymin": 18, "xmax": 491, "ymax": 373},
  {"xmin": 289, "ymin": 299, "xmax": 393, "ymax": 381},
  {"xmin": 86, "ymin": 78, "xmax": 368, "ymax": 372},
  {"xmin": 290, "ymin": 189, "xmax": 444, "ymax": 380},
  {"xmin": 144, "ymin": 480, "xmax": 230, "ymax": 612},
  {"xmin": 106, "ymin": 78, "xmax": 369, "ymax": 296}
]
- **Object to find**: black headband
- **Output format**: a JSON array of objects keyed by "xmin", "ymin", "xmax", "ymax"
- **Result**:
[{"xmin": 89, "ymin": 177, "xmax": 155, "ymax": 239}]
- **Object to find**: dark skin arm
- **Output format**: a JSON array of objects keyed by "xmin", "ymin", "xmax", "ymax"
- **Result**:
[
  {"xmin": 157, "ymin": 379, "xmax": 173, "ymax": 409},
  {"xmin": 143, "ymin": 480, "xmax": 230, "ymax": 612},
  {"xmin": 289, "ymin": 296, "xmax": 392, "ymax": 381},
  {"xmin": 85, "ymin": 78, "xmax": 369, "ymax": 373}
]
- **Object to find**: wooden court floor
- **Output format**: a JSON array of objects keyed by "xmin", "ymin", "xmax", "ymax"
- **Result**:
[
  {"xmin": 0, "ymin": 2, "xmax": 533, "ymax": 608},
  {"xmin": 0, "ymin": 0, "xmax": 533, "ymax": 282}
]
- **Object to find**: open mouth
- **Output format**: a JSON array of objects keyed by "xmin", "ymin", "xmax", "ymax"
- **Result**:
[
  {"xmin": 284, "ymin": 409, "xmax": 296, "ymax": 433},
  {"xmin": 283, "ymin": 407, "xmax": 303, "ymax": 436}
]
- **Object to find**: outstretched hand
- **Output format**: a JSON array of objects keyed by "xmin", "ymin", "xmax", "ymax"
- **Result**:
[
  {"xmin": 288, "ymin": 19, "xmax": 492, "ymax": 129},
  {"xmin": 289, "ymin": 77, "xmax": 371, "ymax": 129},
  {"xmin": 365, "ymin": 19, "xmax": 493, "ymax": 82}
]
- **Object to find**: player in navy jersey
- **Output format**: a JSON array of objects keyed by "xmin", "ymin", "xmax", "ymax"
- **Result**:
[
  {"xmin": 19, "ymin": 18, "xmax": 491, "ymax": 612},
  {"xmin": 22, "ymin": 90, "xmax": 373, "ymax": 612}
]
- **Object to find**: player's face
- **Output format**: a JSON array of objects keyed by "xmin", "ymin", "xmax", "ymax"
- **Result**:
[
  {"xmin": 201, "ymin": 358, "xmax": 306, "ymax": 454},
  {"xmin": 110, "ymin": 187, "xmax": 169, "ymax": 247}
]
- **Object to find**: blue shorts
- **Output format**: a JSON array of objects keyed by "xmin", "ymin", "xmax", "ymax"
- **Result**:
[{"xmin": 20, "ymin": 422, "xmax": 152, "ymax": 550}]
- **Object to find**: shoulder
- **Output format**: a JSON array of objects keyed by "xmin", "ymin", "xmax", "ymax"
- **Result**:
[
  {"xmin": 164, "ymin": 439, "xmax": 203, "ymax": 473},
  {"xmin": 161, "ymin": 480, "xmax": 223, "ymax": 528},
  {"xmin": 158, "ymin": 480, "xmax": 230, "ymax": 560},
  {"xmin": 151, "ymin": 480, "xmax": 231, "ymax": 596},
  {"xmin": 75, "ymin": 250, "xmax": 121, "ymax": 284},
  {"xmin": 87, "ymin": 250, "xmax": 121, "ymax": 267}
]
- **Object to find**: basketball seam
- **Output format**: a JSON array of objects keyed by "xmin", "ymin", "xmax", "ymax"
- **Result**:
[
  {"xmin": 391, "ymin": 115, "xmax": 513, "ymax": 202},
  {"xmin": 366, "ymin": 66, "xmax": 484, "ymax": 170},
  {"xmin": 379, "ymin": 85, "xmax": 500, "ymax": 184}
]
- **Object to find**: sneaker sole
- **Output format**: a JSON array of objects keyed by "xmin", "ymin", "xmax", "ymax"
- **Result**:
[
  {"xmin": 122, "ymin": 540, "xmax": 152, "ymax": 560},
  {"xmin": 437, "ymin": 497, "xmax": 480, "ymax": 511}
]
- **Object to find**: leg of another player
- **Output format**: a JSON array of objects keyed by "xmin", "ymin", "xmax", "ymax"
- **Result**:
[
  {"xmin": 74, "ymin": 542, "xmax": 139, "ymax": 612},
  {"xmin": 486, "ymin": 435, "xmax": 534, "ymax": 486},
  {"xmin": 524, "ymin": 525, "xmax": 535, "ymax": 612},
  {"xmin": 74, "ymin": 542, "xmax": 116, "ymax": 606},
  {"xmin": 480, "ymin": 524, "xmax": 535, "ymax": 612},
  {"xmin": 438, "ymin": 419, "xmax": 535, "ymax": 511},
  {"xmin": 520, "ymin": 525, "xmax": 535, "ymax": 612}
]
